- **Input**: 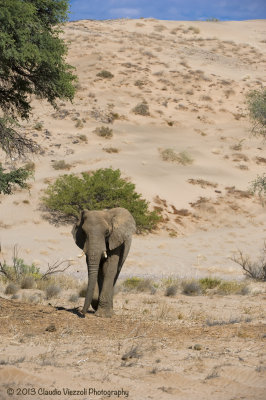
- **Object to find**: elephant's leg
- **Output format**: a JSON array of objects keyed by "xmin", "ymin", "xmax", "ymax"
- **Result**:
[{"xmin": 95, "ymin": 252, "xmax": 119, "ymax": 318}]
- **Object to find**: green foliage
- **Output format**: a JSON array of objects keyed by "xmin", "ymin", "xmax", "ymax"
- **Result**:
[
  {"xmin": 42, "ymin": 168, "xmax": 160, "ymax": 232},
  {"xmin": 246, "ymin": 88, "xmax": 266, "ymax": 138},
  {"xmin": 0, "ymin": 257, "xmax": 41, "ymax": 283},
  {"xmin": 0, "ymin": 164, "xmax": 32, "ymax": 194},
  {"xmin": 0, "ymin": 0, "xmax": 76, "ymax": 119},
  {"xmin": 0, "ymin": 0, "xmax": 77, "ymax": 194},
  {"xmin": 199, "ymin": 277, "xmax": 221, "ymax": 292}
]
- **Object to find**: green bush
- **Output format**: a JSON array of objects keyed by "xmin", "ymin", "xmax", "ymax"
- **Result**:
[
  {"xmin": 199, "ymin": 277, "xmax": 221, "ymax": 292},
  {"xmin": 246, "ymin": 88, "xmax": 266, "ymax": 138},
  {"xmin": 42, "ymin": 168, "xmax": 160, "ymax": 232},
  {"xmin": 0, "ymin": 257, "xmax": 41, "ymax": 283}
]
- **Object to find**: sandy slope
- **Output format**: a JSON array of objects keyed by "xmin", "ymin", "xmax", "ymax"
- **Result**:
[{"xmin": 0, "ymin": 19, "xmax": 266, "ymax": 399}]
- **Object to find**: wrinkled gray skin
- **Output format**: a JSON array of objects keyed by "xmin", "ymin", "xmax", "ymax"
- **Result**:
[{"xmin": 72, "ymin": 207, "xmax": 136, "ymax": 318}]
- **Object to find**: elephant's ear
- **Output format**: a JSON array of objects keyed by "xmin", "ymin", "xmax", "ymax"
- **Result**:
[
  {"xmin": 72, "ymin": 211, "xmax": 86, "ymax": 250},
  {"xmin": 108, "ymin": 208, "xmax": 136, "ymax": 251}
]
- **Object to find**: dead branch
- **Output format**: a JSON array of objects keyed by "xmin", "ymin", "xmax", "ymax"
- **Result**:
[
  {"xmin": 41, "ymin": 259, "xmax": 73, "ymax": 280},
  {"xmin": 231, "ymin": 242, "xmax": 266, "ymax": 281}
]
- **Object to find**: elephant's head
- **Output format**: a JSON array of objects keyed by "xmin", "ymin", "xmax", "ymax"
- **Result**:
[{"xmin": 72, "ymin": 207, "xmax": 136, "ymax": 314}]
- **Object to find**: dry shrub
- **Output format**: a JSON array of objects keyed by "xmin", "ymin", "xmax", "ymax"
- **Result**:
[
  {"xmin": 216, "ymin": 281, "xmax": 249, "ymax": 295},
  {"xmin": 5, "ymin": 283, "xmax": 19, "ymax": 295},
  {"xmin": 164, "ymin": 285, "xmax": 178, "ymax": 297},
  {"xmin": 103, "ymin": 147, "xmax": 119, "ymax": 153},
  {"xmin": 160, "ymin": 149, "xmax": 193, "ymax": 165},
  {"xmin": 132, "ymin": 102, "xmax": 150, "ymax": 116},
  {"xmin": 45, "ymin": 284, "xmax": 61, "ymax": 299},
  {"xmin": 94, "ymin": 126, "xmax": 113, "ymax": 139},
  {"xmin": 21, "ymin": 276, "xmax": 35, "ymax": 289},
  {"xmin": 182, "ymin": 280, "xmax": 202, "ymax": 296},
  {"xmin": 52, "ymin": 160, "xmax": 72, "ymax": 170},
  {"xmin": 232, "ymin": 245, "xmax": 266, "ymax": 281}
]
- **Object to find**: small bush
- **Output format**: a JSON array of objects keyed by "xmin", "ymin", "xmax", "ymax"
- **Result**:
[
  {"xmin": 34, "ymin": 121, "xmax": 43, "ymax": 131},
  {"xmin": 21, "ymin": 276, "xmax": 35, "ymax": 289},
  {"xmin": 132, "ymin": 102, "xmax": 150, "ymax": 116},
  {"xmin": 103, "ymin": 147, "xmax": 119, "ymax": 153},
  {"xmin": 5, "ymin": 283, "xmax": 19, "ymax": 295},
  {"xmin": 199, "ymin": 277, "xmax": 221, "ymax": 292},
  {"xmin": 52, "ymin": 160, "xmax": 72, "ymax": 170},
  {"xmin": 246, "ymin": 88, "xmax": 266, "ymax": 138},
  {"xmin": 251, "ymin": 174, "xmax": 266, "ymax": 203},
  {"xmin": 45, "ymin": 284, "xmax": 61, "ymax": 299},
  {"xmin": 42, "ymin": 168, "xmax": 160, "ymax": 232},
  {"xmin": 77, "ymin": 134, "xmax": 87, "ymax": 142},
  {"xmin": 164, "ymin": 285, "xmax": 178, "ymax": 297},
  {"xmin": 217, "ymin": 281, "xmax": 249, "ymax": 295},
  {"xmin": 123, "ymin": 277, "xmax": 154, "ymax": 292},
  {"xmin": 182, "ymin": 280, "xmax": 201, "ymax": 296},
  {"xmin": 94, "ymin": 126, "xmax": 113, "ymax": 139},
  {"xmin": 96, "ymin": 70, "xmax": 114, "ymax": 79},
  {"xmin": 160, "ymin": 149, "xmax": 193, "ymax": 165}
]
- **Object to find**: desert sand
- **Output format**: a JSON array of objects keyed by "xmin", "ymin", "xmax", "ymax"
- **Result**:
[{"xmin": 0, "ymin": 19, "xmax": 265, "ymax": 399}]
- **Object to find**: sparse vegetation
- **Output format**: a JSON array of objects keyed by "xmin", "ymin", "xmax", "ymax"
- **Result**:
[
  {"xmin": 52, "ymin": 160, "xmax": 72, "ymax": 170},
  {"xmin": 96, "ymin": 70, "xmax": 114, "ymax": 79},
  {"xmin": 42, "ymin": 168, "xmax": 160, "ymax": 232},
  {"xmin": 232, "ymin": 244, "xmax": 266, "ymax": 281},
  {"xmin": 103, "ymin": 147, "xmax": 119, "ymax": 153},
  {"xmin": 160, "ymin": 149, "xmax": 194, "ymax": 165},
  {"xmin": 251, "ymin": 174, "xmax": 266, "ymax": 203},
  {"xmin": 5, "ymin": 282, "xmax": 19, "ymax": 295},
  {"xmin": 45, "ymin": 284, "xmax": 61, "ymax": 299},
  {"xmin": 246, "ymin": 88, "xmax": 266, "ymax": 138},
  {"xmin": 132, "ymin": 102, "xmax": 150, "ymax": 116},
  {"xmin": 94, "ymin": 126, "xmax": 113, "ymax": 139},
  {"xmin": 123, "ymin": 277, "xmax": 154, "ymax": 292},
  {"xmin": 0, "ymin": 248, "xmax": 41, "ymax": 283},
  {"xmin": 20, "ymin": 276, "xmax": 35, "ymax": 289},
  {"xmin": 182, "ymin": 280, "xmax": 202, "ymax": 296},
  {"xmin": 199, "ymin": 277, "xmax": 221, "ymax": 292},
  {"xmin": 164, "ymin": 284, "xmax": 178, "ymax": 297}
]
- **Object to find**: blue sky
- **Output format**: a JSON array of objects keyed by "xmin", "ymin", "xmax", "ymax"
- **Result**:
[{"xmin": 69, "ymin": 0, "xmax": 266, "ymax": 21}]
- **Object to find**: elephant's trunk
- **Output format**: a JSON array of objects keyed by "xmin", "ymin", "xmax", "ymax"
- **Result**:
[{"xmin": 82, "ymin": 262, "xmax": 99, "ymax": 314}]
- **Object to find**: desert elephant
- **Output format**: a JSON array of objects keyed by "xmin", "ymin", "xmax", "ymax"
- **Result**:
[{"xmin": 72, "ymin": 207, "xmax": 136, "ymax": 317}]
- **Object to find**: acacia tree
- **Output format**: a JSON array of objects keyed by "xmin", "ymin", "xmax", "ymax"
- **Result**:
[{"xmin": 0, "ymin": 0, "xmax": 77, "ymax": 193}]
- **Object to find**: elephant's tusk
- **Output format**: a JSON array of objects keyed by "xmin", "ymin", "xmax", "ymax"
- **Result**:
[
  {"xmin": 78, "ymin": 251, "xmax": 85, "ymax": 258},
  {"xmin": 103, "ymin": 251, "xmax": 108, "ymax": 258}
]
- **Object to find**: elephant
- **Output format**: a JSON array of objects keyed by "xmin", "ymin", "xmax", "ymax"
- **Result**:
[{"xmin": 72, "ymin": 207, "xmax": 136, "ymax": 318}]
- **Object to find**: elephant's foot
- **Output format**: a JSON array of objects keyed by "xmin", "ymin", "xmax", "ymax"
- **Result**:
[{"xmin": 95, "ymin": 308, "xmax": 114, "ymax": 318}]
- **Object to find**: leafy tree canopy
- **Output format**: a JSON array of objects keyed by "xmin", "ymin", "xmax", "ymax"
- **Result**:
[
  {"xmin": 0, "ymin": 0, "xmax": 77, "ymax": 194},
  {"xmin": 42, "ymin": 168, "xmax": 161, "ymax": 233}
]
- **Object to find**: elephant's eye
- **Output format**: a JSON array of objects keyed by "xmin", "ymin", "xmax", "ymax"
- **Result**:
[{"xmin": 105, "ymin": 229, "xmax": 109, "ymax": 236}]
